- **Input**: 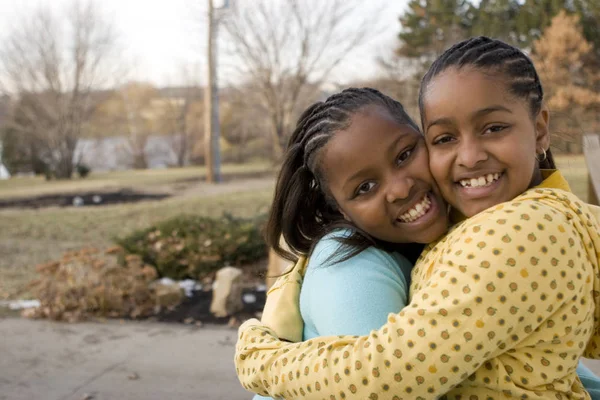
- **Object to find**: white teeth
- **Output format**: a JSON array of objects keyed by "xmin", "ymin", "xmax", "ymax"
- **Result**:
[
  {"xmin": 459, "ymin": 173, "xmax": 502, "ymax": 188},
  {"xmin": 398, "ymin": 194, "xmax": 432, "ymax": 223}
]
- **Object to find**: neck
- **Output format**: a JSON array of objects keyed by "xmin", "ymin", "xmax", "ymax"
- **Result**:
[{"xmin": 529, "ymin": 167, "xmax": 543, "ymax": 188}]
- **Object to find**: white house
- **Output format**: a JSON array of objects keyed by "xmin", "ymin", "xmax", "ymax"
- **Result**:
[{"xmin": 0, "ymin": 141, "xmax": 10, "ymax": 180}]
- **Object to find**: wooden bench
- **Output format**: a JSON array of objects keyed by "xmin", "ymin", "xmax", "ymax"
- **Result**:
[{"xmin": 584, "ymin": 134, "xmax": 600, "ymax": 206}]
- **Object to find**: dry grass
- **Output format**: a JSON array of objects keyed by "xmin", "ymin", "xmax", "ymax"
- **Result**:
[
  {"xmin": 0, "ymin": 162, "xmax": 271, "ymax": 199},
  {"xmin": 0, "ymin": 178, "xmax": 274, "ymax": 299},
  {"xmin": 0, "ymin": 155, "xmax": 590, "ymax": 300}
]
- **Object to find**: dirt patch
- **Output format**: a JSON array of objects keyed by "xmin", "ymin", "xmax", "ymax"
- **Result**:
[
  {"xmin": 156, "ymin": 288, "xmax": 266, "ymax": 324},
  {"xmin": 157, "ymin": 262, "xmax": 267, "ymax": 324},
  {"xmin": 0, "ymin": 189, "xmax": 170, "ymax": 209}
]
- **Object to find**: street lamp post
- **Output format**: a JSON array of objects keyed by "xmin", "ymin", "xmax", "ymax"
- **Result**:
[{"xmin": 204, "ymin": 0, "xmax": 229, "ymax": 183}]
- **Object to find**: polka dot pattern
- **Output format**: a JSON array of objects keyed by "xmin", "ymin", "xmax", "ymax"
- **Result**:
[{"xmin": 235, "ymin": 188, "xmax": 600, "ymax": 399}]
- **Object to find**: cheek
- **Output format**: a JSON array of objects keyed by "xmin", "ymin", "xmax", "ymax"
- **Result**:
[
  {"xmin": 350, "ymin": 201, "xmax": 381, "ymax": 222},
  {"xmin": 501, "ymin": 136, "xmax": 537, "ymax": 174},
  {"xmin": 412, "ymin": 142, "xmax": 437, "ymax": 181},
  {"xmin": 427, "ymin": 149, "xmax": 451, "ymax": 187},
  {"xmin": 346, "ymin": 202, "xmax": 386, "ymax": 231}
]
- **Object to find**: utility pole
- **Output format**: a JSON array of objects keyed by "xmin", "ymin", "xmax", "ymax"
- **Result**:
[{"xmin": 204, "ymin": 0, "xmax": 221, "ymax": 183}]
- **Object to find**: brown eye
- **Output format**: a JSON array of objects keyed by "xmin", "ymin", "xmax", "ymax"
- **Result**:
[
  {"xmin": 396, "ymin": 146, "xmax": 415, "ymax": 165},
  {"xmin": 485, "ymin": 125, "xmax": 508, "ymax": 134},
  {"xmin": 432, "ymin": 135, "xmax": 454, "ymax": 145},
  {"xmin": 356, "ymin": 181, "xmax": 376, "ymax": 196}
]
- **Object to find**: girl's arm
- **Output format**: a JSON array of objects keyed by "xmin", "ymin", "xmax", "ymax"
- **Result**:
[
  {"xmin": 577, "ymin": 363, "xmax": 600, "ymax": 400},
  {"xmin": 235, "ymin": 204, "xmax": 592, "ymax": 398},
  {"xmin": 251, "ymin": 242, "xmax": 411, "ymax": 400}
]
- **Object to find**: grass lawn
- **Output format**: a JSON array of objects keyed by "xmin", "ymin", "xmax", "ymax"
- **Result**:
[
  {"xmin": 0, "ymin": 155, "xmax": 590, "ymax": 300},
  {"xmin": 0, "ymin": 187, "xmax": 274, "ymax": 299},
  {"xmin": 0, "ymin": 161, "xmax": 271, "ymax": 199},
  {"xmin": 0, "ymin": 163, "xmax": 275, "ymax": 299}
]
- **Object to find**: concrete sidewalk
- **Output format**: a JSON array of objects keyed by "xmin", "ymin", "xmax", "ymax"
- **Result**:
[
  {"xmin": 0, "ymin": 317, "xmax": 251, "ymax": 400},
  {"xmin": 2, "ymin": 317, "xmax": 600, "ymax": 400}
]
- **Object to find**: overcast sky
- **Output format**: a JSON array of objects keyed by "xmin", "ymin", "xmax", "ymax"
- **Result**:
[{"xmin": 0, "ymin": 0, "xmax": 410, "ymax": 87}]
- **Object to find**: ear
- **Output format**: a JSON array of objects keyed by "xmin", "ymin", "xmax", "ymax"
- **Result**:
[
  {"xmin": 339, "ymin": 209, "xmax": 352, "ymax": 222},
  {"xmin": 534, "ymin": 106, "xmax": 550, "ymax": 152}
]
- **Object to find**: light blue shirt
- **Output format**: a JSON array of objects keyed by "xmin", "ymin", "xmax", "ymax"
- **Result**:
[{"xmin": 252, "ymin": 230, "xmax": 600, "ymax": 399}]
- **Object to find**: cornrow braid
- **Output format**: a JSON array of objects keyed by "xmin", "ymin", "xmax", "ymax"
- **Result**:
[
  {"xmin": 418, "ymin": 36, "xmax": 555, "ymax": 170},
  {"xmin": 265, "ymin": 87, "xmax": 424, "ymax": 265}
]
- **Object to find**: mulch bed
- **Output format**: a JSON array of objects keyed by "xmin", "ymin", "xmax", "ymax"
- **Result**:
[
  {"xmin": 156, "ymin": 288, "xmax": 266, "ymax": 324},
  {"xmin": 0, "ymin": 189, "xmax": 170, "ymax": 209},
  {"xmin": 157, "ymin": 262, "xmax": 268, "ymax": 325}
]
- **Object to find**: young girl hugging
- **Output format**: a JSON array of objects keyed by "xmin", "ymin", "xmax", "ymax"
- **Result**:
[
  {"xmin": 252, "ymin": 87, "xmax": 450, "ymax": 399},
  {"xmin": 235, "ymin": 37, "xmax": 600, "ymax": 399}
]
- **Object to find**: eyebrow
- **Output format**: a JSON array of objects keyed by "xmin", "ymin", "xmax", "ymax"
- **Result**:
[{"xmin": 426, "ymin": 105, "xmax": 513, "ymax": 132}]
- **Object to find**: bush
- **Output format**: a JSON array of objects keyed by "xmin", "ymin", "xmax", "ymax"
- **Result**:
[
  {"xmin": 76, "ymin": 163, "xmax": 91, "ymax": 178},
  {"xmin": 25, "ymin": 247, "xmax": 178, "ymax": 322},
  {"xmin": 116, "ymin": 213, "xmax": 267, "ymax": 280}
]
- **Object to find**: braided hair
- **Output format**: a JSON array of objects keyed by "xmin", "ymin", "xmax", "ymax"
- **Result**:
[
  {"xmin": 265, "ymin": 87, "xmax": 423, "ymax": 264},
  {"xmin": 418, "ymin": 36, "xmax": 556, "ymax": 170}
]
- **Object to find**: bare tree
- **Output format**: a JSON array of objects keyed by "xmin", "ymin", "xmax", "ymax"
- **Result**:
[
  {"xmin": 220, "ymin": 84, "xmax": 270, "ymax": 163},
  {"xmin": 375, "ymin": 53, "xmax": 424, "ymax": 122},
  {"xmin": 117, "ymin": 82, "xmax": 157, "ymax": 169},
  {"xmin": 222, "ymin": 0, "xmax": 381, "ymax": 159},
  {"xmin": 0, "ymin": 1, "xmax": 122, "ymax": 179},
  {"xmin": 159, "ymin": 66, "xmax": 204, "ymax": 167}
]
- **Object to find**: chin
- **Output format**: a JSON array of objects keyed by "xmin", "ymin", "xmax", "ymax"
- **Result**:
[{"xmin": 418, "ymin": 225, "xmax": 448, "ymax": 243}]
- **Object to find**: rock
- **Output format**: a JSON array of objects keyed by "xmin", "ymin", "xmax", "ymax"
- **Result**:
[
  {"xmin": 178, "ymin": 279, "xmax": 201, "ymax": 297},
  {"xmin": 72, "ymin": 196, "xmax": 84, "ymax": 207},
  {"xmin": 210, "ymin": 267, "xmax": 243, "ymax": 317},
  {"xmin": 227, "ymin": 316, "xmax": 241, "ymax": 328},
  {"xmin": 127, "ymin": 372, "xmax": 140, "ymax": 380},
  {"xmin": 150, "ymin": 281, "xmax": 184, "ymax": 309},
  {"xmin": 201, "ymin": 276, "xmax": 213, "ymax": 291},
  {"xmin": 21, "ymin": 308, "xmax": 39, "ymax": 319}
]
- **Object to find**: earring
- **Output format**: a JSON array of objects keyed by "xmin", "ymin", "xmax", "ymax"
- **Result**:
[{"xmin": 536, "ymin": 148, "xmax": 547, "ymax": 162}]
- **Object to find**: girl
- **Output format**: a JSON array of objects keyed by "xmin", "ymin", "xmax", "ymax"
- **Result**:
[
  {"xmin": 235, "ymin": 37, "xmax": 600, "ymax": 399},
  {"xmin": 253, "ymin": 87, "xmax": 451, "ymax": 399}
]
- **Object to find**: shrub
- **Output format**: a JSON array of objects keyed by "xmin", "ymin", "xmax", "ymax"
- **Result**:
[
  {"xmin": 24, "ymin": 246, "xmax": 179, "ymax": 322},
  {"xmin": 76, "ymin": 163, "xmax": 91, "ymax": 178},
  {"xmin": 116, "ymin": 213, "xmax": 267, "ymax": 280}
]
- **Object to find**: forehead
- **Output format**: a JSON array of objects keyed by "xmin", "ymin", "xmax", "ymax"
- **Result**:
[
  {"xmin": 326, "ymin": 106, "xmax": 415, "ymax": 156},
  {"xmin": 320, "ymin": 105, "xmax": 418, "ymax": 176},
  {"xmin": 422, "ymin": 67, "xmax": 519, "ymax": 119}
]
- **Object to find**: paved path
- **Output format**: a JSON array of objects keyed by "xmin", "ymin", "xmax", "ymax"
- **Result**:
[
  {"xmin": 2, "ymin": 317, "xmax": 600, "ymax": 400},
  {"xmin": 0, "ymin": 318, "xmax": 250, "ymax": 400}
]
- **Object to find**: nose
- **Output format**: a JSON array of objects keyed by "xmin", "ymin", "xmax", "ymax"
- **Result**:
[
  {"xmin": 385, "ymin": 173, "xmax": 414, "ymax": 204},
  {"xmin": 456, "ymin": 136, "xmax": 488, "ymax": 168}
]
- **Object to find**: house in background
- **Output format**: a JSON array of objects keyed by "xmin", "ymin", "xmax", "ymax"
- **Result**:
[{"xmin": 0, "ymin": 141, "xmax": 11, "ymax": 180}]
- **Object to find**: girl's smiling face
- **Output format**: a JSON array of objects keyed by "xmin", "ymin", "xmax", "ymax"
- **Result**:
[
  {"xmin": 320, "ymin": 105, "xmax": 449, "ymax": 244},
  {"xmin": 422, "ymin": 67, "xmax": 550, "ymax": 218}
]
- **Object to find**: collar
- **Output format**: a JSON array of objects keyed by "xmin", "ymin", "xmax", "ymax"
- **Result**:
[{"xmin": 450, "ymin": 169, "xmax": 570, "ymax": 223}]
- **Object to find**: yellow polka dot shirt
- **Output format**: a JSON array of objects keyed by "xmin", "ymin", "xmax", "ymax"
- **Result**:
[{"xmin": 235, "ymin": 172, "xmax": 600, "ymax": 399}]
